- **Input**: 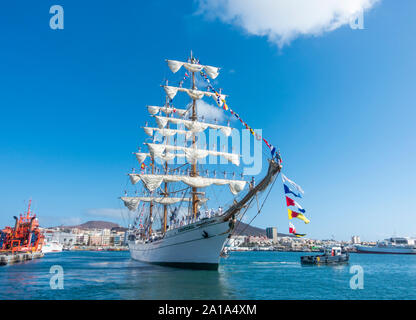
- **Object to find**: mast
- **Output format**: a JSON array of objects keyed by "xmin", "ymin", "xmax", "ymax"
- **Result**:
[
  {"xmin": 163, "ymin": 95, "xmax": 170, "ymax": 233},
  {"xmin": 190, "ymin": 51, "xmax": 199, "ymax": 219},
  {"xmin": 149, "ymin": 157, "xmax": 154, "ymax": 236}
]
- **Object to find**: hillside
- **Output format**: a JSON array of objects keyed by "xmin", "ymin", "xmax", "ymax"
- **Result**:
[
  {"xmin": 234, "ymin": 221, "xmax": 292, "ymax": 237},
  {"xmin": 66, "ymin": 220, "xmax": 120, "ymax": 230}
]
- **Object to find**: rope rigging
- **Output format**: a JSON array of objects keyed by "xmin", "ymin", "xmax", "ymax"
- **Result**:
[{"xmin": 231, "ymin": 171, "xmax": 280, "ymax": 238}]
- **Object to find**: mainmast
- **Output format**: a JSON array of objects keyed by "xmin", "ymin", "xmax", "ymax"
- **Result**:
[
  {"xmin": 190, "ymin": 51, "xmax": 199, "ymax": 219},
  {"xmin": 149, "ymin": 157, "xmax": 154, "ymax": 236},
  {"xmin": 163, "ymin": 94, "xmax": 170, "ymax": 233}
]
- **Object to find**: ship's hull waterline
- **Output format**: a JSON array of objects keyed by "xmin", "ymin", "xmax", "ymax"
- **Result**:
[
  {"xmin": 356, "ymin": 245, "xmax": 416, "ymax": 254},
  {"xmin": 128, "ymin": 215, "xmax": 233, "ymax": 270}
]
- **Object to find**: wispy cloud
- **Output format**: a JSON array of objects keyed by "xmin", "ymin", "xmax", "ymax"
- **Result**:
[{"xmin": 196, "ymin": 0, "xmax": 380, "ymax": 48}]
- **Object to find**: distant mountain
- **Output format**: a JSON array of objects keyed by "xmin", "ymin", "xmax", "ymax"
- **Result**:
[
  {"xmin": 66, "ymin": 220, "xmax": 120, "ymax": 230},
  {"xmin": 234, "ymin": 221, "xmax": 292, "ymax": 237}
]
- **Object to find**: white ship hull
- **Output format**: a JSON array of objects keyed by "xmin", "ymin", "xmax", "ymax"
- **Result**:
[
  {"xmin": 356, "ymin": 245, "xmax": 416, "ymax": 254},
  {"xmin": 42, "ymin": 242, "xmax": 63, "ymax": 254},
  {"xmin": 128, "ymin": 215, "xmax": 233, "ymax": 269}
]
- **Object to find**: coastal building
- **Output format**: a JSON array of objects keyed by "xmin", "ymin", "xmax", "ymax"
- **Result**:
[
  {"xmin": 266, "ymin": 227, "xmax": 278, "ymax": 243},
  {"xmin": 351, "ymin": 236, "xmax": 361, "ymax": 244},
  {"xmin": 76, "ymin": 234, "xmax": 89, "ymax": 245},
  {"xmin": 110, "ymin": 235, "xmax": 121, "ymax": 246},
  {"xmin": 52, "ymin": 232, "xmax": 77, "ymax": 246},
  {"xmin": 88, "ymin": 234, "xmax": 103, "ymax": 246}
]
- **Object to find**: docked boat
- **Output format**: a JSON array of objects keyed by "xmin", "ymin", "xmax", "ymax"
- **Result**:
[
  {"xmin": 301, "ymin": 246, "xmax": 349, "ymax": 265},
  {"xmin": 120, "ymin": 53, "xmax": 282, "ymax": 270},
  {"xmin": 356, "ymin": 237, "xmax": 416, "ymax": 254},
  {"xmin": 0, "ymin": 200, "xmax": 44, "ymax": 254},
  {"xmin": 42, "ymin": 241, "xmax": 63, "ymax": 253}
]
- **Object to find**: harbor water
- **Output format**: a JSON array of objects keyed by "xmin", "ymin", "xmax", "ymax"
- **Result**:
[{"xmin": 0, "ymin": 251, "xmax": 415, "ymax": 300}]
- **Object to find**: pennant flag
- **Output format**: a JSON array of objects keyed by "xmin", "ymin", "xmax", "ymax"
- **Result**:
[
  {"xmin": 276, "ymin": 150, "xmax": 283, "ymax": 164},
  {"xmin": 282, "ymin": 174, "xmax": 304, "ymax": 195},
  {"xmin": 216, "ymin": 95, "xmax": 223, "ymax": 107},
  {"xmin": 288, "ymin": 223, "xmax": 306, "ymax": 237},
  {"xmin": 285, "ymin": 196, "xmax": 295, "ymax": 207},
  {"xmin": 294, "ymin": 201, "xmax": 306, "ymax": 213},
  {"xmin": 140, "ymin": 163, "xmax": 146, "ymax": 170},
  {"xmin": 289, "ymin": 222, "xmax": 296, "ymax": 234},
  {"xmin": 284, "ymin": 184, "xmax": 302, "ymax": 198},
  {"xmin": 288, "ymin": 209, "xmax": 310, "ymax": 224},
  {"xmin": 294, "ymin": 233, "xmax": 306, "ymax": 238},
  {"xmin": 286, "ymin": 196, "xmax": 306, "ymax": 213}
]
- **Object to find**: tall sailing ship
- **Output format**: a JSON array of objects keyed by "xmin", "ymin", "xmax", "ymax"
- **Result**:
[{"xmin": 121, "ymin": 54, "xmax": 281, "ymax": 270}]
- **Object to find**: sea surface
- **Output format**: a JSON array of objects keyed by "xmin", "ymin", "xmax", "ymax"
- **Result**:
[{"xmin": 0, "ymin": 251, "xmax": 415, "ymax": 300}]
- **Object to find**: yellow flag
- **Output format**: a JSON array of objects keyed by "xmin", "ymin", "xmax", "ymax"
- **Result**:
[{"xmin": 287, "ymin": 209, "xmax": 310, "ymax": 224}]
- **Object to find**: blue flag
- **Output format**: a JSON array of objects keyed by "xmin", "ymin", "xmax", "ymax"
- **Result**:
[{"xmin": 284, "ymin": 184, "xmax": 302, "ymax": 198}]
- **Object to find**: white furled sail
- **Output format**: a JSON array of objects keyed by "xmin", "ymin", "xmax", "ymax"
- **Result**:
[
  {"xmin": 129, "ymin": 173, "xmax": 247, "ymax": 195},
  {"xmin": 121, "ymin": 196, "xmax": 208, "ymax": 211},
  {"xmin": 120, "ymin": 197, "xmax": 141, "ymax": 211},
  {"xmin": 166, "ymin": 60, "xmax": 220, "ymax": 79},
  {"xmin": 145, "ymin": 143, "xmax": 240, "ymax": 166},
  {"xmin": 143, "ymin": 127, "xmax": 193, "ymax": 140},
  {"xmin": 134, "ymin": 152, "xmax": 178, "ymax": 164},
  {"xmin": 147, "ymin": 105, "xmax": 188, "ymax": 117},
  {"xmin": 135, "ymin": 152, "xmax": 148, "ymax": 163},
  {"xmin": 154, "ymin": 116, "xmax": 232, "ymax": 136},
  {"xmin": 163, "ymin": 86, "xmax": 226, "ymax": 102}
]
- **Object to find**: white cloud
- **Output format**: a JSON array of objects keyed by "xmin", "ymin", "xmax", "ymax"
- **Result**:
[
  {"xmin": 196, "ymin": 0, "xmax": 380, "ymax": 47},
  {"xmin": 193, "ymin": 100, "xmax": 226, "ymax": 122}
]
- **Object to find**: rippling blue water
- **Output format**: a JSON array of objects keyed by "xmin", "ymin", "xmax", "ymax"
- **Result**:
[{"xmin": 0, "ymin": 251, "xmax": 415, "ymax": 299}]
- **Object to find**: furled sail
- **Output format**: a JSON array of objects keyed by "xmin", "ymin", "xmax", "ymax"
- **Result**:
[
  {"xmin": 147, "ymin": 105, "xmax": 188, "ymax": 117},
  {"xmin": 121, "ymin": 196, "xmax": 208, "ymax": 211},
  {"xmin": 134, "ymin": 152, "xmax": 179, "ymax": 164},
  {"xmin": 143, "ymin": 127, "xmax": 193, "ymax": 140},
  {"xmin": 163, "ymin": 86, "xmax": 226, "ymax": 102},
  {"xmin": 146, "ymin": 143, "xmax": 240, "ymax": 166},
  {"xmin": 129, "ymin": 174, "xmax": 247, "ymax": 195},
  {"xmin": 135, "ymin": 152, "xmax": 148, "ymax": 163},
  {"xmin": 120, "ymin": 197, "xmax": 141, "ymax": 211},
  {"xmin": 154, "ymin": 116, "xmax": 232, "ymax": 136},
  {"xmin": 166, "ymin": 60, "xmax": 220, "ymax": 79}
]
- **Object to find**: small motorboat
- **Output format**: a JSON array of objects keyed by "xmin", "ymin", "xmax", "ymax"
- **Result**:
[{"xmin": 301, "ymin": 246, "xmax": 349, "ymax": 265}]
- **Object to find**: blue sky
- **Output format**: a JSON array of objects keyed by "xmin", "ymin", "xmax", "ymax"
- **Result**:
[{"xmin": 0, "ymin": 1, "xmax": 415, "ymax": 241}]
